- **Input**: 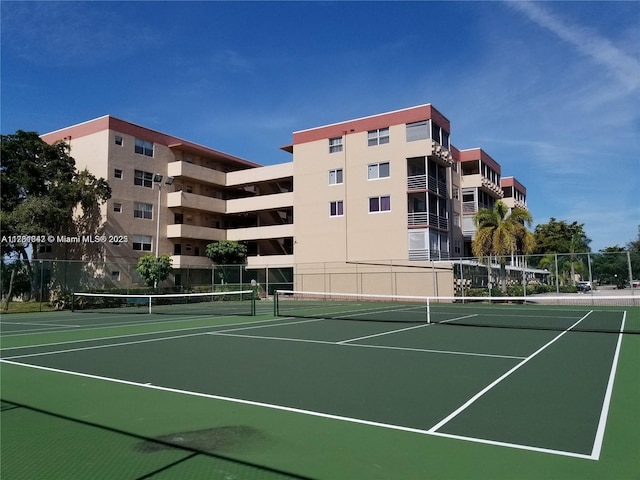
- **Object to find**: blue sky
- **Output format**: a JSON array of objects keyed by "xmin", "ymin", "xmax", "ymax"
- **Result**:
[{"xmin": 2, "ymin": 1, "xmax": 639, "ymax": 251}]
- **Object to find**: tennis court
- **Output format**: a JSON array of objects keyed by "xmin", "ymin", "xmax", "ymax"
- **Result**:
[{"xmin": 1, "ymin": 291, "xmax": 639, "ymax": 479}]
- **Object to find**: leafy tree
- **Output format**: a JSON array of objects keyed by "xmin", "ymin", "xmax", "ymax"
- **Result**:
[
  {"xmin": 0, "ymin": 130, "xmax": 111, "ymax": 308},
  {"xmin": 205, "ymin": 240, "xmax": 247, "ymax": 284},
  {"xmin": 532, "ymin": 218, "xmax": 591, "ymax": 285},
  {"xmin": 472, "ymin": 200, "xmax": 535, "ymax": 292},
  {"xmin": 136, "ymin": 254, "xmax": 173, "ymax": 289},
  {"xmin": 205, "ymin": 240, "xmax": 247, "ymax": 265},
  {"xmin": 592, "ymin": 246, "xmax": 628, "ymax": 287}
]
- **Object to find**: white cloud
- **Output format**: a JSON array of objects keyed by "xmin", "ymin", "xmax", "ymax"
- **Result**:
[{"xmin": 506, "ymin": 1, "xmax": 640, "ymax": 93}]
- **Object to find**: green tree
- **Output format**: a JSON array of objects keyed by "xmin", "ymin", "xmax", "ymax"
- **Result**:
[
  {"xmin": 136, "ymin": 254, "xmax": 173, "ymax": 289},
  {"xmin": 532, "ymin": 218, "xmax": 591, "ymax": 286},
  {"xmin": 205, "ymin": 240, "xmax": 247, "ymax": 284},
  {"xmin": 472, "ymin": 200, "xmax": 535, "ymax": 292},
  {"xmin": 205, "ymin": 240, "xmax": 247, "ymax": 265},
  {"xmin": 0, "ymin": 130, "xmax": 111, "ymax": 308},
  {"xmin": 592, "ymin": 246, "xmax": 628, "ymax": 287}
]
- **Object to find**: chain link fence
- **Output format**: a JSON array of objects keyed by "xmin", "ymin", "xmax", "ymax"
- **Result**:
[{"xmin": 1, "ymin": 251, "xmax": 637, "ymax": 311}]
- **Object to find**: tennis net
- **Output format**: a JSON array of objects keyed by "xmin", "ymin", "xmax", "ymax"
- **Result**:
[
  {"xmin": 274, "ymin": 290, "xmax": 640, "ymax": 333},
  {"xmin": 72, "ymin": 290, "xmax": 256, "ymax": 316}
]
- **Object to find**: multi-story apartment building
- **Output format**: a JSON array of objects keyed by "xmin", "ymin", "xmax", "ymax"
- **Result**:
[
  {"xmin": 40, "ymin": 116, "xmax": 295, "ymax": 287},
  {"xmin": 287, "ymin": 104, "xmax": 457, "ymax": 264},
  {"xmin": 40, "ymin": 104, "xmax": 528, "ymax": 295}
]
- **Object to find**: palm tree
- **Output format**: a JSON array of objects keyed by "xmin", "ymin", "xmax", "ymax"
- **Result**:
[{"xmin": 472, "ymin": 200, "xmax": 535, "ymax": 292}]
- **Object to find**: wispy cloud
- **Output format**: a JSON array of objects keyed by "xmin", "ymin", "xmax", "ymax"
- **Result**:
[
  {"xmin": 2, "ymin": 2, "xmax": 163, "ymax": 67},
  {"xmin": 506, "ymin": 1, "xmax": 640, "ymax": 93}
]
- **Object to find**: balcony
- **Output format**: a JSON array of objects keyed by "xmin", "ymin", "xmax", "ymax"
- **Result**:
[
  {"xmin": 170, "ymin": 255, "xmax": 213, "ymax": 269},
  {"xmin": 167, "ymin": 161, "xmax": 225, "ymax": 185},
  {"xmin": 407, "ymin": 212, "xmax": 448, "ymax": 230},
  {"xmin": 167, "ymin": 191, "xmax": 225, "ymax": 213},
  {"xmin": 407, "ymin": 175, "xmax": 447, "ymax": 197},
  {"xmin": 226, "ymin": 192, "xmax": 294, "ymax": 214},
  {"xmin": 226, "ymin": 224, "xmax": 294, "ymax": 242},
  {"xmin": 166, "ymin": 224, "xmax": 225, "ymax": 241}
]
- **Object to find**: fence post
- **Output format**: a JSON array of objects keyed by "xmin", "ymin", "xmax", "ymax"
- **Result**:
[{"xmin": 628, "ymin": 251, "xmax": 635, "ymax": 296}]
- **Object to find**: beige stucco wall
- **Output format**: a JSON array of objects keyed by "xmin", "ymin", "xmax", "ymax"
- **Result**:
[{"xmin": 293, "ymin": 125, "xmax": 413, "ymax": 265}]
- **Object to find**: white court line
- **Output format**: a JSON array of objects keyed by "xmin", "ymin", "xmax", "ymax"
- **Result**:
[
  {"xmin": 337, "ymin": 322, "xmax": 431, "ymax": 344},
  {"xmin": 0, "ymin": 358, "xmax": 592, "ymax": 459},
  {"xmin": 591, "ymin": 311, "xmax": 626, "ymax": 460},
  {"xmin": 0, "ymin": 317, "xmax": 312, "ymax": 359},
  {"xmin": 0, "ymin": 321, "xmax": 80, "ymax": 328},
  {"xmin": 209, "ymin": 331, "xmax": 526, "ymax": 360},
  {"xmin": 0, "ymin": 316, "xmax": 295, "ymax": 352},
  {"xmin": 427, "ymin": 311, "xmax": 594, "ymax": 435}
]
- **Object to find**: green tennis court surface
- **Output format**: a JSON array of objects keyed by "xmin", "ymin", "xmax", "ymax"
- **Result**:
[{"xmin": 1, "ymin": 297, "xmax": 639, "ymax": 479}]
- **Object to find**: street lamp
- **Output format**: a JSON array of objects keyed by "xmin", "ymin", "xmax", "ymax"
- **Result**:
[
  {"xmin": 152, "ymin": 174, "xmax": 174, "ymax": 289},
  {"xmin": 153, "ymin": 174, "xmax": 174, "ymax": 257}
]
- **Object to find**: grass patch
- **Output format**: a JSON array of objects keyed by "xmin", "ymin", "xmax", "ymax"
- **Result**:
[{"xmin": 1, "ymin": 301, "xmax": 57, "ymax": 314}]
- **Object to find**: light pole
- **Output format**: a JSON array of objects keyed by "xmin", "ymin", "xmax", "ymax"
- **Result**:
[{"xmin": 152, "ymin": 174, "xmax": 174, "ymax": 287}]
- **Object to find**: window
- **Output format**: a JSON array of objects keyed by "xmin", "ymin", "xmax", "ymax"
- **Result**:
[
  {"xmin": 406, "ymin": 120, "xmax": 429, "ymax": 142},
  {"xmin": 369, "ymin": 195, "xmax": 391, "ymax": 213},
  {"xmin": 134, "ymin": 170, "xmax": 154, "ymax": 188},
  {"xmin": 454, "ymin": 240, "xmax": 462, "ymax": 255},
  {"xmin": 133, "ymin": 202, "xmax": 153, "ymax": 220},
  {"xmin": 134, "ymin": 138, "xmax": 154, "ymax": 157},
  {"xmin": 115, "ymin": 135, "xmax": 123, "ymax": 146},
  {"xmin": 329, "ymin": 137, "xmax": 343, "ymax": 153},
  {"xmin": 368, "ymin": 127, "xmax": 390, "ymax": 146},
  {"xmin": 368, "ymin": 162, "xmax": 390, "ymax": 180},
  {"xmin": 328, "ymin": 168, "xmax": 343, "ymax": 185},
  {"xmin": 132, "ymin": 235, "xmax": 152, "ymax": 251},
  {"xmin": 111, "ymin": 271, "xmax": 120, "ymax": 281},
  {"xmin": 114, "ymin": 169, "xmax": 123, "ymax": 179},
  {"xmin": 113, "ymin": 203, "xmax": 122, "ymax": 213},
  {"xmin": 38, "ymin": 244, "xmax": 52, "ymax": 253},
  {"xmin": 330, "ymin": 200, "xmax": 344, "ymax": 217}
]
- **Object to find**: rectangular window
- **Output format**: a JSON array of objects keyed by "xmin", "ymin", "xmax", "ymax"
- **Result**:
[
  {"xmin": 132, "ymin": 235, "xmax": 152, "ymax": 251},
  {"xmin": 329, "ymin": 137, "xmax": 343, "ymax": 153},
  {"xmin": 367, "ymin": 127, "xmax": 390, "ymax": 146},
  {"xmin": 330, "ymin": 200, "xmax": 344, "ymax": 217},
  {"xmin": 406, "ymin": 120, "xmax": 429, "ymax": 142},
  {"xmin": 134, "ymin": 138, "xmax": 154, "ymax": 157},
  {"xmin": 369, "ymin": 195, "xmax": 391, "ymax": 213},
  {"xmin": 328, "ymin": 168, "xmax": 343, "ymax": 185},
  {"xmin": 368, "ymin": 162, "xmax": 390, "ymax": 180},
  {"xmin": 111, "ymin": 271, "xmax": 120, "ymax": 281},
  {"xmin": 114, "ymin": 168, "xmax": 123, "ymax": 179},
  {"xmin": 113, "ymin": 202, "xmax": 122, "ymax": 213},
  {"xmin": 134, "ymin": 170, "xmax": 154, "ymax": 188},
  {"xmin": 133, "ymin": 202, "xmax": 153, "ymax": 219},
  {"xmin": 115, "ymin": 135, "xmax": 123, "ymax": 146}
]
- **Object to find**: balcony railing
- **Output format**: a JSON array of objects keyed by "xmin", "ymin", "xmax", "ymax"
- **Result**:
[
  {"xmin": 407, "ymin": 175, "xmax": 447, "ymax": 197},
  {"xmin": 408, "ymin": 249, "xmax": 451, "ymax": 261},
  {"xmin": 407, "ymin": 212, "xmax": 448, "ymax": 229}
]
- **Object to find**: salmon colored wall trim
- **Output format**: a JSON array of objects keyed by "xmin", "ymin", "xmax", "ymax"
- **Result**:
[
  {"xmin": 293, "ymin": 104, "xmax": 451, "ymax": 145},
  {"xmin": 458, "ymin": 147, "xmax": 501, "ymax": 174},
  {"xmin": 501, "ymin": 176, "xmax": 527, "ymax": 194},
  {"xmin": 41, "ymin": 115, "xmax": 260, "ymax": 168},
  {"xmin": 40, "ymin": 115, "xmax": 111, "ymax": 144}
]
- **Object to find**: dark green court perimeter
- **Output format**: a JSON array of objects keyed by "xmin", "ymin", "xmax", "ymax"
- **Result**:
[{"xmin": 1, "ymin": 304, "xmax": 639, "ymax": 479}]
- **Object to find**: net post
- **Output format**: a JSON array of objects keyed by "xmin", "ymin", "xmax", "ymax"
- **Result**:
[
  {"xmin": 251, "ymin": 290, "xmax": 256, "ymax": 316},
  {"xmin": 426, "ymin": 297, "xmax": 431, "ymax": 324},
  {"xmin": 274, "ymin": 290, "xmax": 278, "ymax": 316},
  {"xmin": 71, "ymin": 290, "xmax": 75, "ymax": 312},
  {"xmin": 148, "ymin": 296, "xmax": 152, "ymax": 314}
]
